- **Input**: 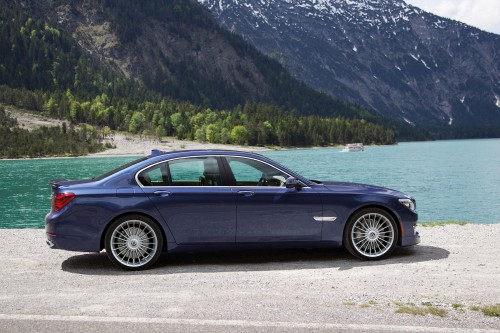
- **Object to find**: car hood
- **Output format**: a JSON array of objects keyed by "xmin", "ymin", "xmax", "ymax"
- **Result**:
[{"xmin": 318, "ymin": 181, "xmax": 406, "ymax": 197}]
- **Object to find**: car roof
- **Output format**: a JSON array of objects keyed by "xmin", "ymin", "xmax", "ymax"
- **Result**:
[
  {"xmin": 149, "ymin": 149, "xmax": 261, "ymax": 156},
  {"xmin": 99, "ymin": 149, "xmax": 312, "ymax": 187},
  {"xmin": 146, "ymin": 149, "xmax": 268, "ymax": 161}
]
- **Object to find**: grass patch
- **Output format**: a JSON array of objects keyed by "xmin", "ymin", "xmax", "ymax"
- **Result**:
[
  {"xmin": 359, "ymin": 299, "xmax": 379, "ymax": 308},
  {"xmin": 480, "ymin": 304, "xmax": 500, "ymax": 317},
  {"xmin": 452, "ymin": 303, "xmax": 464, "ymax": 310},
  {"xmin": 419, "ymin": 221, "xmax": 470, "ymax": 227},
  {"xmin": 396, "ymin": 306, "xmax": 428, "ymax": 316},
  {"xmin": 394, "ymin": 302, "xmax": 447, "ymax": 317},
  {"xmin": 470, "ymin": 305, "xmax": 481, "ymax": 311},
  {"xmin": 427, "ymin": 306, "xmax": 447, "ymax": 317}
]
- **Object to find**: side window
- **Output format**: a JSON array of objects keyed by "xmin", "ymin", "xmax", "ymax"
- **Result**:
[
  {"xmin": 168, "ymin": 157, "xmax": 221, "ymax": 186},
  {"xmin": 226, "ymin": 157, "xmax": 289, "ymax": 187},
  {"xmin": 137, "ymin": 163, "xmax": 168, "ymax": 186}
]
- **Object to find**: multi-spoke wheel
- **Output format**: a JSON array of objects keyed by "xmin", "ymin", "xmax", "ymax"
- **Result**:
[
  {"xmin": 344, "ymin": 208, "xmax": 398, "ymax": 260},
  {"xmin": 105, "ymin": 215, "xmax": 163, "ymax": 270}
]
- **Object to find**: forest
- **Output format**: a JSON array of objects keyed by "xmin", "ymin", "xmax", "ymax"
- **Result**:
[
  {"xmin": 0, "ymin": 107, "xmax": 105, "ymax": 158},
  {"xmin": 0, "ymin": 86, "xmax": 396, "ymax": 149},
  {"xmin": 0, "ymin": 1, "xmax": 396, "ymax": 158}
]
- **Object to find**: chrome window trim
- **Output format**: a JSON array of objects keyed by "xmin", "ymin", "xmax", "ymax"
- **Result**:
[
  {"xmin": 135, "ymin": 154, "xmax": 310, "ymax": 189},
  {"xmin": 135, "ymin": 155, "xmax": 219, "ymax": 188},
  {"xmin": 227, "ymin": 156, "xmax": 309, "ymax": 188}
]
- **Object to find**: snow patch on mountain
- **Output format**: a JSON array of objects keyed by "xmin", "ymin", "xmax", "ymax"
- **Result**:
[{"xmin": 199, "ymin": 0, "xmax": 500, "ymax": 126}]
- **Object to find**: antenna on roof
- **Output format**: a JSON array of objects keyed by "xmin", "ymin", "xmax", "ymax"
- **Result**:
[{"xmin": 151, "ymin": 149, "xmax": 166, "ymax": 156}]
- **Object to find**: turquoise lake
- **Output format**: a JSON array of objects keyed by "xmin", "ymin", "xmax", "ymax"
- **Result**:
[{"xmin": 1, "ymin": 139, "xmax": 499, "ymax": 228}]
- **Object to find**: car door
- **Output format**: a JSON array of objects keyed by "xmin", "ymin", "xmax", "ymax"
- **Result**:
[
  {"xmin": 138, "ymin": 156, "xmax": 236, "ymax": 244},
  {"xmin": 223, "ymin": 156, "xmax": 323, "ymax": 242}
]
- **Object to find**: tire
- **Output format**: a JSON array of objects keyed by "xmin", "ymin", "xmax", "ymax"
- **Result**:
[
  {"xmin": 344, "ymin": 208, "xmax": 398, "ymax": 260},
  {"xmin": 105, "ymin": 215, "xmax": 163, "ymax": 270}
]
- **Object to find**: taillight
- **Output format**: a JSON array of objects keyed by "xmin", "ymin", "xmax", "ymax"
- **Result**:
[{"xmin": 52, "ymin": 192, "xmax": 75, "ymax": 211}]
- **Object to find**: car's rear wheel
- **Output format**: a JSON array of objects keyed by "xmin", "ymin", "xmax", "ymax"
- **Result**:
[
  {"xmin": 344, "ymin": 208, "xmax": 398, "ymax": 260},
  {"xmin": 105, "ymin": 215, "xmax": 163, "ymax": 270}
]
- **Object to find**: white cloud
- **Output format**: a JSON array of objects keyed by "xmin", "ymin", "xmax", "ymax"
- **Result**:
[{"xmin": 405, "ymin": 0, "xmax": 500, "ymax": 34}]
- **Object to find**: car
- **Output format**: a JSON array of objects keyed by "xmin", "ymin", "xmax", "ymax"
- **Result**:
[{"xmin": 46, "ymin": 149, "xmax": 420, "ymax": 270}]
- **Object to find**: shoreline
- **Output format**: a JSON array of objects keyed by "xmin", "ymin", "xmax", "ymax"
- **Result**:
[
  {"xmin": 0, "ymin": 133, "xmax": 274, "ymax": 161},
  {"xmin": 89, "ymin": 133, "xmax": 273, "ymax": 157},
  {"xmin": 0, "ymin": 132, "xmax": 351, "ymax": 161}
]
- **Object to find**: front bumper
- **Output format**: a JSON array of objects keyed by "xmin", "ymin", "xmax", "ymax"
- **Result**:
[
  {"xmin": 401, "ymin": 229, "xmax": 421, "ymax": 247},
  {"xmin": 399, "ymin": 211, "xmax": 420, "ymax": 247}
]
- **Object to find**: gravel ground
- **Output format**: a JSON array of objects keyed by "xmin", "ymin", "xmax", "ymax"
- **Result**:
[{"xmin": 1, "ymin": 225, "xmax": 499, "ymax": 332}]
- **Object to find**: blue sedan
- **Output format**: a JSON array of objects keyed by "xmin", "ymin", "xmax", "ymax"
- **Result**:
[{"xmin": 46, "ymin": 150, "xmax": 420, "ymax": 270}]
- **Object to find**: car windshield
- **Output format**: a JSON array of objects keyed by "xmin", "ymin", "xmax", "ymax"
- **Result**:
[{"xmin": 94, "ymin": 157, "xmax": 148, "ymax": 180}]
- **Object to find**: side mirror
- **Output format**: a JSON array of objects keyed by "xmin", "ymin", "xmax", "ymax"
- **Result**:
[{"xmin": 285, "ymin": 177, "xmax": 301, "ymax": 190}]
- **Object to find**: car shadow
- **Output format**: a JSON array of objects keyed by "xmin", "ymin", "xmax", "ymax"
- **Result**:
[{"xmin": 61, "ymin": 245, "xmax": 449, "ymax": 276}]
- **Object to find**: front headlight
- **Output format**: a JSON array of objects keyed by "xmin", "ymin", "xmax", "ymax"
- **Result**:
[{"xmin": 399, "ymin": 198, "xmax": 416, "ymax": 212}]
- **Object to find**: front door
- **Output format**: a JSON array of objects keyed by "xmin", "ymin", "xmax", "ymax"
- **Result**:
[{"xmin": 223, "ymin": 156, "xmax": 323, "ymax": 242}]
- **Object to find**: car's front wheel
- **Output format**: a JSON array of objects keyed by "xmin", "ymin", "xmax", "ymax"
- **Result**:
[
  {"xmin": 105, "ymin": 215, "xmax": 163, "ymax": 270},
  {"xmin": 344, "ymin": 208, "xmax": 398, "ymax": 260}
]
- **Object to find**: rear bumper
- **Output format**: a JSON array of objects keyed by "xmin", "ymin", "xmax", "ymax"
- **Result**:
[
  {"xmin": 45, "ymin": 232, "xmax": 100, "ymax": 252},
  {"xmin": 45, "ymin": 212, "xmax": 102, "ymax": 252}
]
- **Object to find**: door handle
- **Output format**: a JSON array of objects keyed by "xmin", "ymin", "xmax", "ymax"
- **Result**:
[
  {"xmin": 237, "ymin": 190, "xmax": 255, "ymax": 197},
  {"xmin": 153, "ymin": 190, "xmax": 171, "ymax": 197}
]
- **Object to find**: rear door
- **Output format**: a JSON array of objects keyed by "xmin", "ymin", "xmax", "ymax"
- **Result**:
[{"xmin": 138, "ymin": 156, "xmax": 236, "ymax": 244}]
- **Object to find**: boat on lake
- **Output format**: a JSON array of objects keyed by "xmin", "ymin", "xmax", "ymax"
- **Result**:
[{"xmin": 341, "ymin": 143, "xmax": 364, "ymax": 152}]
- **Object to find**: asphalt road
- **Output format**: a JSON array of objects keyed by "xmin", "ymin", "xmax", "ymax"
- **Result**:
[{"xmin": 1, "ymin": 226, "xmax": 499, "ymax": 333}]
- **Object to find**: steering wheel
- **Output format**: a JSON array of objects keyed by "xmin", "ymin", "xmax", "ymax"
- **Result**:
[{"xmin": 257, "ymin": 174, "xmax": 267, "ymax": 186}]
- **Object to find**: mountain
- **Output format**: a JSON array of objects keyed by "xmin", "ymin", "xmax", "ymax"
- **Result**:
[
  {"xmin": 0, "ymin": 0, "xmax": 398, "ymax": 150},
  {"xmin": 1, "ymin": 0, "xmax": 373, "ymax": 119},
  {"xmin": 198, "ymin": 0, "xmax": 500, "ymax": 127}
]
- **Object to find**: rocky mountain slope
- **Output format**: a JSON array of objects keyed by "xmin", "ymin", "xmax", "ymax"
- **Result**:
[
  {"xmin": 13, "ymin": 0, "xmax": 370, "ymax": 119},
  {"xmin": 199, "ymin": 0, "xmax": 500, "ymax": 127}
]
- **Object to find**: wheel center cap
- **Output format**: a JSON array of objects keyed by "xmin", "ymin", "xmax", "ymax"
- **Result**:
[
  {"xmin": 127, "ymin": 237, "xmax": 141, "ymax": 250},
  {"xmin": 368, "ymin": 229, "xmax": 379, "ymax": 241}
]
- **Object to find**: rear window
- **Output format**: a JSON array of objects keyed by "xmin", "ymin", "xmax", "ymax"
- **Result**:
[
  {"xmin": 94, "ymin": 157, "xmax": 147, "ymax": 180},
  {"xmin": 168, "ymin": 156, "xmax": 221, "ymax": 186}
]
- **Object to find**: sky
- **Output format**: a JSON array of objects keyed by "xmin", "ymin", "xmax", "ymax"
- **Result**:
[{"xmin": 405, "ymin": 0, "xmax": 500, "ymax": 35}]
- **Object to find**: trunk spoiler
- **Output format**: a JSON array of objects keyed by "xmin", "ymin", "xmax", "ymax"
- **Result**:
[{"xmin": 50, "ymin": 179, "xmax": 68, "ymax": 190}]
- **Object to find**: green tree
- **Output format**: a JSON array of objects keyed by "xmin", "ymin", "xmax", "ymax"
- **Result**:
[
  {"xmin": 128, "ymin": 111, "xmax": 145, "ymax": 133},
  {"xmin": 155, "ymin": 125, "xmax": 166, "ymax": 140},
  {"xmin": 231, "ymin": 125, "xmax": 248, "ymax": 145},
  {"xmin": 206, "ymin": 124, "xmax": 218, "ymax": 143},
  {"xmin": 220, "ymin": 127, "xmax": 230, "ymax": 144},
  {"xmin": 102, "ymin": 125, "xmax": 112, "ymax": 138}
]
